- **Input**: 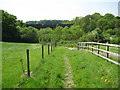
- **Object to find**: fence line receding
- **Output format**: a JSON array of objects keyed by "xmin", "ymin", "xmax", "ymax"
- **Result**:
[{"xmin": 77, "ymin": 42, "xmax": 120, "ymax": 66}]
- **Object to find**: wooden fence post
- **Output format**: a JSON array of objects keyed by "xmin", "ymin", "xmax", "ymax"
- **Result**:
[
  {"xmin": 42, "ymin": 45, "xmax": 44, "ymax": 59},
  {"xmin": 106, "ymin": 42, "xmax": 109, "ymax": 61},
  {"xmin": 98, "ymin": 44, "xmax": 100, "ymax": 55},
  {"xmin": 86, "ymin": 44, "xmax": 87, "ymax": 49},
  {"xmin": 92, "ymin": 44, "xmax": 93, "ymax": 54},
  {"xmin": 26, "ymin": 49, "xmax": 30, "ymax": 77},
  {"xmin": 48, "ymin": 44, "xmax": 50, "ymax": 55}
]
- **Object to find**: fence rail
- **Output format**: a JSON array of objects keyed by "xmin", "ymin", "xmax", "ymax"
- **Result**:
[
  {"xmin": 80, "ymin": 42, "xmax": 120, "ymax": 47},
  {"xmin": 77, "ymin": 42, "xmax": 120, "ymax": 66}
]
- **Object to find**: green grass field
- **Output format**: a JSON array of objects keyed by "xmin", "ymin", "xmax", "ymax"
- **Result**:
[{"xmin": 2, "ymin": 42, "xmax": 119, "ymax": 88}]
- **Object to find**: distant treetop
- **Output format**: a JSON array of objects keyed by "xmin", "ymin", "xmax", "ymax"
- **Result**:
[{"xmin": 26, "ymin": 20, "xmax": 70, "ymax": 24}]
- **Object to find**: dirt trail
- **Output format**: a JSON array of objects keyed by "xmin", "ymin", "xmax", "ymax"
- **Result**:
[{"xmin": 64, "ymin": 53, "xmax": 74, "ymax": 88}]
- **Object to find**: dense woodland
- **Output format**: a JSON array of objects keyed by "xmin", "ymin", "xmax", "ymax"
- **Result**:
[{"xmin": 1, "ymin": 10, "xmax": 120, "ymax": 44}]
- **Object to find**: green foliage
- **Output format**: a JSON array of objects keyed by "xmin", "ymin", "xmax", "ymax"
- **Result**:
[
  {"xmin": 1, "ymin": 10, "xmax": 21, "ymax": 41},
  {"xmin": 57, "ymin": 40, "xmax": 77, "ymax": 47},
  {"xmin": 1, "ymin": 9, "xmax": 120, "ymax": 44},
  {"xmin": 104, "ymin": 13, "xmax": 115, "ymax": 20},
  {"xmin": 69, "ymin": 25, "xmax": 84, "ymax": 40},
  {"xmin": 16, "ymin": 20, "xmax": 25, "ymax": 27},
  {"xmin": 102, "ymin": 28, "xmax": 120, "ymax": 44},
  {"xmin": 52, "ymin": 26, "xmax": 63, "ymax": 42},
  {"xmin": 38, "ymin": 27, "xmax": 53, "ymax": 43},
  {"xmin": 62, "ymin": 26, "xmax": 71, "ymax": 40},
  {"xmin": 97, "ymin": 18, "xmax": 108, "ymax": 30},
  {"xmin": 26, "ymin": 20, "xmax": 69, "ymax": 24},
  {"xmin": 19, "ymin": 26, "xmax": 39, "ymax": 42},
  {"xmin": 1, "ymin": 10, "xmax": 26, "ymax": 42},
  {"xmin": 76, "ymin": 13, "xmax": 120, "ymax": 44},
  {"xmin": 79, "ymin": 28, "xmax": 100, "ymax": 42}
]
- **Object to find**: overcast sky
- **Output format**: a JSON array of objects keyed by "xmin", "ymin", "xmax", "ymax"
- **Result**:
[{"xmin": 0, "ymin": 0, "xmax": 119, "ymax": 22}]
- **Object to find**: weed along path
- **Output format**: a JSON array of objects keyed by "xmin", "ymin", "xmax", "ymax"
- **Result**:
[{"xmin": 64, "ymin": 52, "xmax": 74, "ymax": 88}]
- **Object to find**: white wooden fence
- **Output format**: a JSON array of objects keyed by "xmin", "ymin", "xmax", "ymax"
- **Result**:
[{"xmin": 77, "ymin": 42, "xmax": 120, "ymax": 66}]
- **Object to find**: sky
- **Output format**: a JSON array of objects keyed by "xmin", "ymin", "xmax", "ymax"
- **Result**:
[{"xmin": 0, "ymin": 0, "xmax": 119, "ymax": 22}]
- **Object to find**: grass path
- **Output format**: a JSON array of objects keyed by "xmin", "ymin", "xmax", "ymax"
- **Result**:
[{"xmin": 64, "ymin": 52, "xmax": 74, "ymax": 88}]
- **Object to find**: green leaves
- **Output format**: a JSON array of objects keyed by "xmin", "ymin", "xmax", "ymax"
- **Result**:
[
  {"xmin": 38, "ymin": 27, "xmax": 53, "ymax": 43},
  {"xmin": 19, "ymin": 26, "xmax": 39, "ymax": 42},
  {"xmin": 1, "ymin": 10, "xmax": 119, "ymax": 44}
]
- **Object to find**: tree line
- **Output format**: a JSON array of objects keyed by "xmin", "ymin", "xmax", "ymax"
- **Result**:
[
  {"xmin": 26, "ymin": 24, "xmax": 73, "ymax": 29},
  {"xmin": 26, "ymin": 20, "xmax": 69, "ymax": 25},
  {"xmin": 1, "ymin": 10, "xmax": 120, "ymax": 44}
]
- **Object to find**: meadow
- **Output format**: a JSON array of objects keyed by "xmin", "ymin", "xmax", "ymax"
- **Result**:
[{"xmin": 2, "ymin": 42, "xmax": 119, "ymax": 88}]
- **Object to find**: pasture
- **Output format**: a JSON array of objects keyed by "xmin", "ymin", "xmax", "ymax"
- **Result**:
[{"xmin": 2, "ymin": 42, "xmax": 119, "ymax": 88}]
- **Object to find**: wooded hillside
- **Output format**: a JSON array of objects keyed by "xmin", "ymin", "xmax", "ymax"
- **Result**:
[{"xmin": 1, "ymin": 10, "xmax": 120, "ymax": 44}]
